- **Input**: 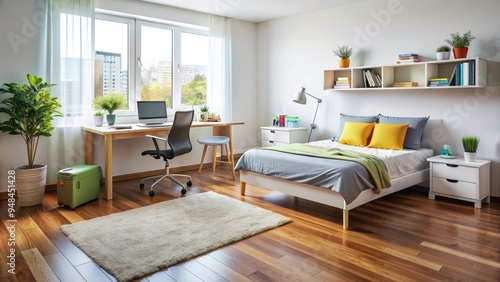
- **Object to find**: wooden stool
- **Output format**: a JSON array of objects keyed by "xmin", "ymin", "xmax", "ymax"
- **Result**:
[{"xmin": 197, "ymin": 136, "xmax": 235, "ymax": 179}]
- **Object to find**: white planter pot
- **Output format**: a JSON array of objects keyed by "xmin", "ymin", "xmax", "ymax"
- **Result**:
[
  {"xmin": 93, "ymin": 115, "xmax": 104, "ymax": 127},
  {"xmin": 436, "ymin": 52, "xmax": 450, "ymax": 61},
  {"xmin": 464, "ymin": 152, "xmax": 477, "ymax": 162}
]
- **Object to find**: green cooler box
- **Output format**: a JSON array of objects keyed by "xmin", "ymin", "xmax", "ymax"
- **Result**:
[{"xmin": 57, "ymin": 165, "xmax": 102, "ymax": 209}]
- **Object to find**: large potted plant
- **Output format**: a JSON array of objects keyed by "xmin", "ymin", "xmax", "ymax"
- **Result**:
[
  {"xmin": 333, "ymin": 44, "xmax": 353, "ymax": 68},
  {"xmin": 93, "ymin": 93, "xmax": 127, "ymax": 125},
  {"xmin": 0, "ymin": 74, "xmax": 61, "ymax": 206},
  {"xmin": 444, "ymin": 30, "xmax": 475, "ymax": 59}
]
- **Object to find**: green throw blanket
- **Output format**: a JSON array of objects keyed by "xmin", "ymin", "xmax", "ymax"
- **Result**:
[{"xmin": 263, "ymin": 144, "xmax": 391, "ymax": 193}]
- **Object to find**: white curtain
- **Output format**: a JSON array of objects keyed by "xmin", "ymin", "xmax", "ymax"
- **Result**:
[
  {"xmin": 208, "ymin": 15, "xmax": 232, "ymax": 121},
  {"xmin": 43, "ymin": 0, "xmax": 94, "ymax": 171}
]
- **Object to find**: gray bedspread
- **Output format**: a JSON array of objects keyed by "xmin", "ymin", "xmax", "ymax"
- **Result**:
[{"xmin": 235, "ymin": 148, "xmax": 376, "ymax": 204}]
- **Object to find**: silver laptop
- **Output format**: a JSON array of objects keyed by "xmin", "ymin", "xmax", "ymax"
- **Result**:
[{"xmin": 137, "ymin": 101, "xmax": 170, "ymax": 127}]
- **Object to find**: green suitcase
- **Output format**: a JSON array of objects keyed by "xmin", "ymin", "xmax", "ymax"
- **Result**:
[{"xmin": 57, "ymin": 165, "xmax": 102, "ymax": 209}]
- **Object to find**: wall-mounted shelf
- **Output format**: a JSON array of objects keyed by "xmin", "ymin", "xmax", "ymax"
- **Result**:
[{"xmin": 324, "ymin": 57, "xmax": 487, "ymax": 91}]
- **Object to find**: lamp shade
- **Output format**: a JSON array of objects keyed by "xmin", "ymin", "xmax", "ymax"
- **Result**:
[{"xmin": 293, "ymin": 87, "xmax": 307, "ymax": 104}]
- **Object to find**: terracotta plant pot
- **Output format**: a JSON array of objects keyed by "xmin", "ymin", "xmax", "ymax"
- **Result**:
[
  {"xmin": 453, "ymin": 47, "xmax": 468, "ymax": 59},
  {"xmin": 338, "ymin": 59, "xmax": 350, "ymax": 68}
]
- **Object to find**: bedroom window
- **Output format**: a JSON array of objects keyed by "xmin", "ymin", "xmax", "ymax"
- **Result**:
[{"xmin": 94, "ymin": 14, "xmax": 208, "ymax": 113}]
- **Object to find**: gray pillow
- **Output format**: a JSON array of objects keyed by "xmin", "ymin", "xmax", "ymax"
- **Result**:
[
  {"xmin": 334, "ymin": 113, "xmax": 378, "ymax": 141},
  {"xmin": 378, "ymin": 114, "xmax": 430, "ymax": 149}
]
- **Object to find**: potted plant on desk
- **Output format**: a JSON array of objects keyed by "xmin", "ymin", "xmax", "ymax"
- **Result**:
[
  {"xmin": 0, "ymin": 74, "xmax": 62, "ymax": 206},
  {"xmin": 93, "ymin": 93, "xmax": 127, "ymax": 125},
  {"xmin": 93, "ymin": 110, "xmax": 104, "ymax": 127},
  {"xmin": 462, "ymin": 135, "xmax": 479, "ymax": 162},
  {"xmin": 198, "ymin": 104, "xmax": 209, "ymax": 122}
]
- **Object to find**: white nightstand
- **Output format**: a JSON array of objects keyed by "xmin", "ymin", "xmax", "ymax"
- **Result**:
[
  {"xmin": 260, "ymin": 126, "xmax": 308, "ymax": 147},
  {"xmin": 427, "ymin": 155, "xmax": 491, "ymax": 208}
]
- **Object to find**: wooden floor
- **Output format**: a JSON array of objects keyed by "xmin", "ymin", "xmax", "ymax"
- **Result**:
[{"xmin": 1, "ymin": 168, "xmax": 499, "ymax": 282}]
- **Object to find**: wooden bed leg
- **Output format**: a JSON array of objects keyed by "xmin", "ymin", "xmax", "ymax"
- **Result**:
[
  {"xmin": 343, "ymin": 210, "xmax": 349, "ymax": 230},
  {"xmin": 240, "ymin": 181, "xmax": 246, "ymax": 195}
]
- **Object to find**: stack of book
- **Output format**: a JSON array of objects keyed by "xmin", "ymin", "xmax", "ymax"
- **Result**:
[
  {"xmin": 334, "ymin": 77, "xmax": 351, "ymax": 89},
  {"xmin": 396, "ymin": 53, "xmax": 420, "ymax": 64},
  {"xmin": 363, "ymin": 69, "xmax": 382, "ymax": 88},
  {"xmin": 449, "ymin": 61, "xmax": 475, "ymax": 86},
  {"xmin": 428, "ymin": 78, "xmax": 449, "ymax": 87},
  {"xmin": 392, "ymin": 81, "xmax": 419, "ymax": 87}
]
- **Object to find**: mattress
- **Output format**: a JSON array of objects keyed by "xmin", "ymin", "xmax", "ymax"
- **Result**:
[{"xmin": 235, "ymin": 140, "xmax": 434, "ymax": 204}]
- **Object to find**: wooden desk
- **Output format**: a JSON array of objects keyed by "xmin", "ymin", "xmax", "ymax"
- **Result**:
[{"xmin": 82, "ymin": 121, "xmax": 244, "ymax": 199}]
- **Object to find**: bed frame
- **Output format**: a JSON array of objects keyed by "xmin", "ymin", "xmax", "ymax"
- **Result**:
[{"xmin": 239, "ymin": 169, "xmax": 429, "ymax": 229}]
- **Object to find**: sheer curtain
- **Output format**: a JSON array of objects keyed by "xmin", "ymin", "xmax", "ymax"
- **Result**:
[
  {"xmin": 208, "ymin": 15, "xmax": 232, "ymax": 121},
  {"xmin": 43, "ymin": 0, "xmax": 94, "ymax": 171}
]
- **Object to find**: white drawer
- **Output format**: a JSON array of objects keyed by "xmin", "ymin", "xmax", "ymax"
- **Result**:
[
  {"xmin": 432, "ymin": 177, "xmax": 477, "ymax": 199},
  {"xmin": 432, "ymin": 163, "xmax": 476, "ymax": 183},
  {"xmin": 262, "ymin": 129, "xmax": 291, "ymax": 143},
  {"xmin": 261, "ymin": 140, "xmax": 288, "ymax": 147}
]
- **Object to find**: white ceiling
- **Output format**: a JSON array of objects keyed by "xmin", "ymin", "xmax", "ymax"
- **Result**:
[{"xmin": 142, "ymin": 0, "xmax": 361, "ymax": 23}]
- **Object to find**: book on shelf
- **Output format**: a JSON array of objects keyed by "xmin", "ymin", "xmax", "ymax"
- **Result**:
[
  {"xmin": 428, "ymin": 77, "xmax": 449, "ymax": 86},
  {"xmin": 334, "ymin": 76, "xmax": 351, "ymax": 88},
  {"xmin": 392, "ymin": 81, "xmax": 419, "ymax": 87},
  {"xmin": 397, "ymin": 53, "xmax": 420, "ymax": 63},
  {"xmin": 449, "ymin": 61, "xmax": 475, "ymax": 86},
  {"xmin": 363, "ymin": 69, "xmax": 381, "ymax": 88}
]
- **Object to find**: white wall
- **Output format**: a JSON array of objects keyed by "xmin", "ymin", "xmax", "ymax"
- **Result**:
[
  {"xmin": 256, "ymin": 0, "xmax": 500, "ymax": 196},
  {"xmin": 0, "ymin": 0, "xmax": 257, "ymax": 192}
]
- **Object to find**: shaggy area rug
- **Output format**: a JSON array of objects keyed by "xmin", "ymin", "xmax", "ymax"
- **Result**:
[{"xmin": 60, "ymin": 191, "xmax": 291, "ymax": 281}]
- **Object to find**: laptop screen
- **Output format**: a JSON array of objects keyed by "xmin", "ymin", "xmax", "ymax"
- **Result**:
[{"xmin": 137, "ymin": 101, "xmax": 168, "ymax": 125}]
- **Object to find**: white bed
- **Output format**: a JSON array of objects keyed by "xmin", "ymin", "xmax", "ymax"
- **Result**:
[{"xmin": 238, "ymin": 140, "xmax": 434, "ymax": 229}]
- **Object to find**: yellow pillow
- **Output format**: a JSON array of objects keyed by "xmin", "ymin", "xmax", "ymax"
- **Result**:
[
  {"xmin": 368, "ymin": 123, "xmax": 409, "ymax": 150},
  {"xmin": 338, "ymin": 122, "xmax": 375, "ymax": 146}
]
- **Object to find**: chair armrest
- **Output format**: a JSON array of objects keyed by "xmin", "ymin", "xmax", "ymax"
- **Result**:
[{"xmin": 145, "ymin": 135, "xmax": 167, "ymax": 141}]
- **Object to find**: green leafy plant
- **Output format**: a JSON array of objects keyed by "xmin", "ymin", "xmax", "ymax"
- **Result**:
[
  {"xmin": 444, "ymin": 30, "xmax": 475, "ymax": 48},
  {"xmin": 200, "ymin": 104, "xmax": 209, "ymax": 112},
  {"xmin": 0, "ymin": 74, "xmax": 62, "ymax": 168},
  {"xmin": 333, "ymin": 45, "xmax": 353, "ymax": 59},
  {"xmin": 462, "ymin": 135, "xmax": 479, "ymax": 152},
  {"xmin": 93, "ymin": 93, "xmax": 127, "ymax": 115},
  {"xmin": 436, "ymin": 45, "xmax": 451, "ymax": 52},
  {"xmin": 94, "ymin": 110, "xmax": 104, "ymax": 116}
]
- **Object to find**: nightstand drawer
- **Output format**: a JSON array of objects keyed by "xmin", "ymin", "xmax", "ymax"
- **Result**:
[
  {"xmin": 432, "ymin": 177, "xmax": 476, "ymax": 199},
  {"xmin": 261, "ymin": 140, "xmax": 288, "ymax": 147},
  {"xmin": 432, "ymin": 163, "xmax": 476, "ymax": 183},
  {"xmin": 261, "ymin": 129, "xmax": 291, "ymax": 143}
]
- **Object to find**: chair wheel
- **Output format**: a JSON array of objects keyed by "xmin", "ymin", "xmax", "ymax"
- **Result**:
[
  {"xmin": 140, "ymin": 183, "xmax": 144, "ymax": 189},
  {"xmin": 187, "ymin": 181, "xmax": 192, "ymax": 186},
  {"xmin": 181, "ymin": 188, "xmax": 187, "ymax": 195},
  {"xmin": 149, "ymin": 190, "xmax": 155, "ymax": 196}
]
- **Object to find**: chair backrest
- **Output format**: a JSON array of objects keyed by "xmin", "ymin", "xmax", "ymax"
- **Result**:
[{"xmin": 168, "ymin": 110, "xmax": 194, "ymax": 158}]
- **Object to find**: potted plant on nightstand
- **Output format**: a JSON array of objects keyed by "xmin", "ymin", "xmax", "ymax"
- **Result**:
[
  {"xmin": 333, "ymin": 45, "xmax": 353, "ymax": 68},
  {"xmin": 462, "ymin": 135, "xmax": 479, "ymax": 162},
  {"xmin": 436, "ymin": 45, "xmax": 451, "ymax": 61},
  {"xmin": 444, "ymin": 30, "xmax": 475, "ymax": 59},
  {"xmin": 0, "ymin": 74, "xmax": 62, "ymax": 206},
  {"xmin": 93, "ymin": 93, "xmax": 127, "ymax": 125}
]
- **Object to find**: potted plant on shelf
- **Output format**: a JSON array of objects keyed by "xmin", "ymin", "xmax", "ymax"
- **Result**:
[
  {"xmin": 0, "ymin": 74, "xmax": 62, "ymax": 206},
  {"xmin": 333, "ymin": 44, "xmax": 353, "ymax": 68},
  {"xmin": 93, "ymin": 110, "xmax": 104, "ymax": 127},
  {"xmin": 444, "ymin": 30, "xmax": 475, "ymax": 59},
  {"xmin": 436, "ymin": 45, "xmax": 451, "ymax": 61},
  {"xmin": 93, "ymin": 93, "xmax": 127, "ymax": 125},
  {"xmin": 198, "ymin": 104, "xmax": 209, "ymax": 122},
  {"xmin": 462, "ymin": 135, "xmax": 479, "ymax": 162}
]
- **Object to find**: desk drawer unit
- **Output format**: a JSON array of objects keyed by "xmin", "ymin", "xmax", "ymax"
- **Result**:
[
  {"xmin": 261, "ymin": 127, "xmax": 307, "ymax": 147},
  {"xmin": 427, "ymin": 156, "xmax": 490, "ymax": 208}
]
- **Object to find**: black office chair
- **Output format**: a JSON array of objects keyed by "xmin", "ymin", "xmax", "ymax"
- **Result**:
[{"xmin": 139, "ymin": 110, "xmax": 194, "ymax": 196}]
